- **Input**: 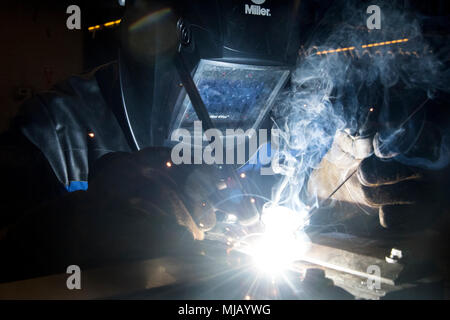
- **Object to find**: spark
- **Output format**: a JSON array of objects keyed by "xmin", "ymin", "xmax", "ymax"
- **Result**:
[
  {"xmin": 317, "ymin": 46, "xmax": 356, "ymax": 55},
  {"xmin": 88, "ymin": 19, "xmax": 121, "ymax": 32},
  {"xmin": 316, "ymin": 38, "xmax": 409, "ymax": 56}
]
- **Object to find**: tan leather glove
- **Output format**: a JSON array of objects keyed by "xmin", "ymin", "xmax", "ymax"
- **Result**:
[
  {"xmin": 308, "ymin": 129, "xmax": 374, "ymax": 207},
  {"xmin": 308, "ymin": 123, "xmax": 448, "ymax": 231}
]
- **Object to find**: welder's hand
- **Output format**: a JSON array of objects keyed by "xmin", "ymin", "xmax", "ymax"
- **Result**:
[
  {"xmin": 88, "ymin": 147, "xmax": 220, "ymax": 239},
  {"xmin": 307, "ymin": 129, "xmax": 374, "ymax": 206},
  {"xmin": 308, "ymin": 124, "xmax": 448, "ymax": 231}
]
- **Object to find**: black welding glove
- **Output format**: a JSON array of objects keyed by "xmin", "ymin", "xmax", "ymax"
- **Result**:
[
  {"xmin": 88, "ymin": 147, "xmax": 220, "ymax": 238},
  {"xmin": 308, "ymin": 122, "xmax": 449, "ymax": 231},
  {"xmin": 0, "ymin": 147, "xmax": 221, "ymax": 282}
]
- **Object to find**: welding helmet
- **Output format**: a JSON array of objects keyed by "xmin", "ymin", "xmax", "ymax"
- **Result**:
[{"xmin": 118, "ymin": 0, "xmax": 305, "ymax": 150}]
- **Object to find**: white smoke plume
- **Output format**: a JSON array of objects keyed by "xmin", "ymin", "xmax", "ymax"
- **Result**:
[{"xmin": 271, "ymin": 0, "xmax": 449, "ymax": 220}]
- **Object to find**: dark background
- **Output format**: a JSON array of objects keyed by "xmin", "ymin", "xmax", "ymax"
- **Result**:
[{"xmin": 0, "ymin": 0, "xmax": 125, "ymax": 132}]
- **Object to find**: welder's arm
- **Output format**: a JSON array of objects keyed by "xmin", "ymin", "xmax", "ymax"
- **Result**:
[
  {"xmin": 0, "ymin": 147, "xmax": 218, "ymax": 282},
  {"xmin": 307, "ymin": 123, "xmax": 450, "ymax": 231}
]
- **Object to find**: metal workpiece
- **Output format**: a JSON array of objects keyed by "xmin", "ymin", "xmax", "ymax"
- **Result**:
[
  {"xmin": 205, "ymin": 214, "xmax": 442, "ymax": 299},
  {"xmin": 294, "ymin": 232, "xmax": 442, "ymax": 299},
  {"xmin": 0, "ymin": 232, "xmax": 442, "ymax": 300},
  {"xmin": 293, "ymin": 234, "xmax": 404, "ymax": 299}
]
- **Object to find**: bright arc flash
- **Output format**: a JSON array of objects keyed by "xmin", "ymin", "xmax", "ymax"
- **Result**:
[{"xmin": 248, "ymin": 205, "xmax": 310, "ymax": 276}]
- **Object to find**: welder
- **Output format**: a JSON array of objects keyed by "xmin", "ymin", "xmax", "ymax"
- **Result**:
[
  {"xmin": 0, "ymin": 0, "xmax": 448, "ymax": 300},
  {"xmin": 0, "ymin": 0, "xmax": 311, "ymax": 284}
]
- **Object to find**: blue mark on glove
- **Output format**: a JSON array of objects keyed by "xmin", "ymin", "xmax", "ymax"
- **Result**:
[{"xmin": 65, "ymin": 181, "xmax": 88, "ymax": 192}]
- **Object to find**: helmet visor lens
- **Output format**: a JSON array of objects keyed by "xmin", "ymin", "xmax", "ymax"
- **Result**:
[{"xmin": 171, "ymin": 59, "xmax": 290, "ymax": 135}]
